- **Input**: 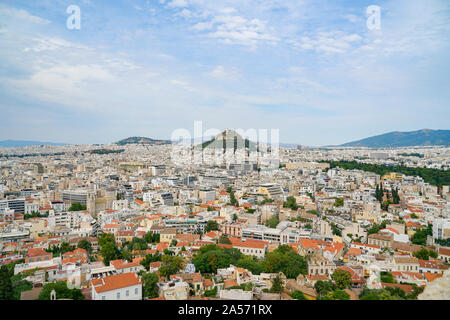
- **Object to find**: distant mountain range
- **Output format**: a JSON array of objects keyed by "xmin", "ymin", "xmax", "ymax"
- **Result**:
[
  {"xmin": 115, "ymin": 136, "xmax": 172, "ymax": 146},
  {"xmin": 336, "ymin": 129, "xmax": 450, "ymax": 148},
  {"xmin": 0, "ymin": 140, "xmax": 67, "ymax": 148}
]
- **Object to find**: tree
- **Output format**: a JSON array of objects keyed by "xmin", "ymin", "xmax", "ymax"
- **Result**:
[
  {"xmin": 205, "ymin": 220, "xmax": 219, "ymax": 232},
  {"xmin": 413, "ymin": 248, "xmax": 438, "ymax": 260},
  {"xmin": 159, "ymin": 255, "xmax": 184, "ymax": 278},
  {"xmin": 193, "ymin": 245, "xmax": 242, "ymax": 274},
  {"xmin": 333, "ymin": 198, "xmax": 344, "ymax": 207},
  {"xmin": 140, "ymin": 253, "xmax": 162, "ymax": 271},
  {"xmin": 77, "ymin": 239, "xmax": 92, "ymax": 254},
  {"xmin": 232, "ymin": 214, "xmax": 238, "ymax": 221},
  {"xmin": 290, "ymin": 290, "xmax": 307, "ymax": 300},
  {"xmin": 269, "ymin": 274, "xmax": 284, "ymax": 294},
  {"xmin": 60, "ymin": 242, "xmax": 74, "ymax": 255},
  {"xmin": 38, "ymin": 281, "xmax": 84, "ymax": 300},
  {"xmin": 99, "ymin": 233, "xmax": 120, "ymax": 266},
  {"xmin": 203, "ymin": 286, "xmax": 217, "ymax": 297},
  {"xmin": 142, "ymin": 273, "xmax": 159, "ymax": 299},
  {"xmin": 283, "ymin": 196, "xmax": 299, "ymax": 210},
  {"xmin": 68, "ymin": 202, "xmax": 87, "ymax": 212},
  {"xmin": 0, "ymin": 265, "xmax": 13, "ymax": 300},
  {"xmin": 331, "ymin": 269, "xmax": 352, "ymax": 290},
  {"xmin": 236, "ymin": 255, "xmax": 264, "ymax": 275},
  {"xmin": 380, "ymin": 272, "xmax": 396, "ymax": 284},
  {"xmin": 314, "ymin": 280, "xmax": 336, "ymax": 296},
  {"xmin": 332, "ymin": 289, "xmax": 350, "ymax": 300},
  {"xmin": 230, "ymin": 190, "xmax": 238, "ymax": 206},
  {"xmin": 170, "ymin": 239, "xmax": 178, "ymax": 247},
  {"xmin": 265, "ymin": 214, "xmax": 280, "ymax": 228},
  {"xmin": 145, "ymin": 232, "xmax": 154, "ymax": 243},
  {"xmin": 262, "ymin": 245, "xmax": 307, "ymax": 278},
  {"xmin": 218, "ymin": 235, "xmax": 232, "ymax": 245}
]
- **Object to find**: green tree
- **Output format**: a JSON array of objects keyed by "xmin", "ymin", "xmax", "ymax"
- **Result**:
[
  {"xmin": 77, "ymin": 239, "xmax": 92, "ymax": 254},
  {"xmin": 218, "ymin": 235, "xmax": 232, "ymax": 245},
  {"xmin": 266, "ymin": 214, "xmax": 280, "ymax": 228},
  {"xmin": 142, "ymin": 272, "xmax": 159, "ymax": 299},
  {"xmin": 331, "ymin": 289, "xmax": 350, "ymax": 300},
  {"xmin": 262, "ymin": 245, "xmax": 307, "ymax": 278},
  {"xmin": 331, "ymin": 269, "xmax": 352, "ymax": 290},
  {"xmin": 159, "ymin": 255, "xmax": 184, "ymax": 278},
  {"xmin": 68, "ymin": 202, "xmax": 87, "ymax": 212},
  {"xmin": 0, "ymin": 265, "xmax": 13, "ymax": 300},
  {"xmin": 290, "ymin": 290, "xmax": 307, "ymax": 300},
  {"xmin": 38, "ymin": 281, "xmax": 84, "ymax": 300},
  {"xmin": 413, "ymin": 248, "xmax": 438, "ymax": 260},
  {"xmin": 333, "ymin": 198, "xmax": 344, "ymax": 207},
  {"xmin": 99, "ymin": 233, "xmax": 120, "ymax": 266},
  {"xmin": 269, "ymin": 274, "xmax": 284, "ymax": 293},
  {"xmin": 380, "ymin": 272, "xmax": 396, "ymax": 284},
  {"xmin": 140, "ymin": 253, "xmax": 162, "ymax": 271},
  {"xmin": 60, "ymin": 242, "xmax": 74, "ymax": 255},
  {"xmin": 283, "ymin": 196, "xmax": 298, "ymax": 210},
  {"xmin": 314, "ymin": 280, "xmax": 336, "ymax": 296},
  {"xmin": 205, "ymin": 220, "xmax": 219, "ymax": 232}
]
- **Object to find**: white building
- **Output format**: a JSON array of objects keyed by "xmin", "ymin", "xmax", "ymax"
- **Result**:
[{"xmin": 91, "ymin": 272, "xmax": 142, "ymax": 300}]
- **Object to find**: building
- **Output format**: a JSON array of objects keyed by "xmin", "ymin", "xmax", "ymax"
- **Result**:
[
  {"xmin": 160, "ymin": 229, "xmax": 177, "ymax": 243},
  {"xmin": 91, "ymin": 272, "xmax": 142, "ymax": 300},
  {"xmin": 433, "ymin": 219, "xmax": 450, "ymax": 240}
]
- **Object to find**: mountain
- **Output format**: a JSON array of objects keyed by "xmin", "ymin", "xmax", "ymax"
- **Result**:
[
  {"xmin": 200, "ymin": 129, "xmax": 259, "ymax": 152},
  {"xmin": 115, "ymin": 136, "xmax": 172, "ymax": 146},
  {"xmin": 337, "ymin": 129, "xmax": 450, "ymax": 148},
  {"xmin": 0, "ymin": 140, "xmax": 68, "ymax": 148}
]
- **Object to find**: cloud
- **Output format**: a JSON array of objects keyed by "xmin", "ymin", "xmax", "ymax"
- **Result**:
[
  {"xmin": 206, "ymin": 65, "xmax": 241, "ymax": 80},
  {"xmin": 24, "ymin": 37, "xmax": 89, "ymax": 52},
  {"xmin": 289, "ymin": 31, "xmax": 362, "ymax": 54},
  {"xmin": 167, "ymin": 0, "xmax": 188, "ymax": 8},
  {"xmin": 194, "ymin": 15, "xmax": 278, "ymax": 47},
  {"xmin": 0, "ymin": 5, "xmax": 50, "ymax": 25}
]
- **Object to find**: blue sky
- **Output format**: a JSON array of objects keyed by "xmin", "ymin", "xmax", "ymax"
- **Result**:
[{"xmin": 0, "ymin": 0, "xmax": 449, "ymax": 146}]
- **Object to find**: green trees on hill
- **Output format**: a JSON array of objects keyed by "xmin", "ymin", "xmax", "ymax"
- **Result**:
[
  {"xmin": 326, "ymin": 160, "xmax": 450, "ymax": 188},
  {"xmin": 192, "ymin": 244, "xmax": 307, "ymax": 278}
]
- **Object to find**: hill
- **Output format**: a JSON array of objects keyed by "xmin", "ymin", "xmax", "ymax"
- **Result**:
[
  {"xmin": 116, "ymin": 136, "xmax": 171, "ymax": 146},
  {"xmin": 0, "ymin": 140, "xmax": 67, "ymax": 148},
  {"xmin": 337, "ymin": 129, "xmax": 450, "ymax": 148},
  {"xmin": 200, "ymin": 129, "xmax": 258, "ymax": 152}
]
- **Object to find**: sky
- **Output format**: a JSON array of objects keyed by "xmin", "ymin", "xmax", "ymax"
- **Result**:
[{"xmin": 0, "ymin": 0, "xmax": 449, "ymax": 146}]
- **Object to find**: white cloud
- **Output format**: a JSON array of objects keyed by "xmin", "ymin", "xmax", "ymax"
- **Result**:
[
  {"xmin": 167, "ymin": 0, "xmax": 188, "ymax": 8},
  {"xmin": 194, "ymin": 15, "xmax": 278, "ymax": 47},
  {"xmin": 289, "ymin": 31, "xmax": 362, "ymax": 54},
  {"xmin": 24, "ymin": 37, "xmax": 89, "ymax": 52},
  {"xmin": 206, "ymin": 65, "xmax": 241, "ymax": 80},
  {"xmin": 0, "ymin": 6, "xmax": 50, "ymax": 25}
]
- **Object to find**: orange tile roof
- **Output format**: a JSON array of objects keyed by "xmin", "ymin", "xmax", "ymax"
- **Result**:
[{"xmin": 92, "ymin": 273, "xmax": 141, "ymax": 293}]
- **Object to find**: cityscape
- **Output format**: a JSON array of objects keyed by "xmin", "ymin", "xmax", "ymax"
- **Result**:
[{"xmin": 0, "ymin": 0, "xmax": 449, "ymax": 303}]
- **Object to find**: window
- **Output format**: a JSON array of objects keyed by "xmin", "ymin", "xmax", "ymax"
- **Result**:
[
  {"xmin": 117, "ymin": 292, "xmax": 120, "ymax": 299},
  {"xmin": 126, "ymin": 290, "xmax": 129, "ymax": 297},
  {"xmin": 135, "ymin": 288, "xmax": 138, "ymax": 295},
  {"xmin": 102, "ymin": 296, "xmax": 105, "ymax": 300}
]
